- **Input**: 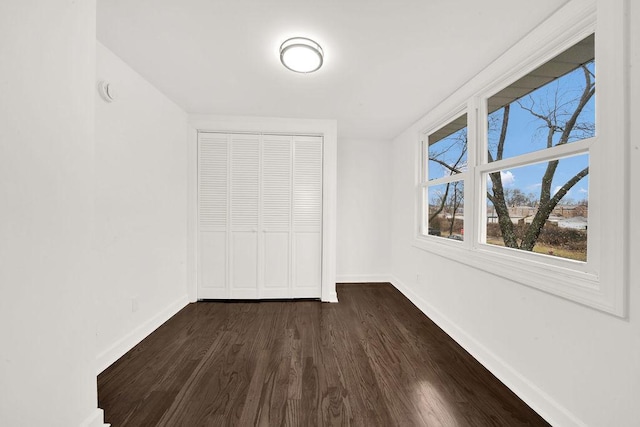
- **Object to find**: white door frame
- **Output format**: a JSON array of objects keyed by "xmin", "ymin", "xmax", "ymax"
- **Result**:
[{"xmin": 187, "ymin": 115, "xmax": 338, "ymax": 303}]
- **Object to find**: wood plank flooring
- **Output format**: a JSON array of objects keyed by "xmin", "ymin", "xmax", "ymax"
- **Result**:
[{"xmin": 98, "ymin": 284, "xmax": 550, "ymax": 426}]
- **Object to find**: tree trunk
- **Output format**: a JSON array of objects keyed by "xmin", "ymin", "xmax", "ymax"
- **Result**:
[
  {"xmin": 428, "ymin": 182, "xmax": 450, "ymax": 224},
  {"xmin": 489, "ymin": 171, "xmax": 518, "ymax": 248},
  {"xmin": 488, "ymin": 106, "xmax": 518, "ymax": 248},
  {"xmin": 448, "ymin": 184, "xmax": 459, "ymax": 236},
  {"xmin": 520, "ymin": 166, "xmax": 589, "ymax": 251}
]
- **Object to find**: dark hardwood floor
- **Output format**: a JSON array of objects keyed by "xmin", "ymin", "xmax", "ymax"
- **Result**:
[{"xmin": 98, "ymin": 284, "xmax": 550, "ymax": 426}]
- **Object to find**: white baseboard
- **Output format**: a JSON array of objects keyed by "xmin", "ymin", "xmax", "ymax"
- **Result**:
[
  {"xmin": 81, "ymin": 408, "xmax": 109, "ymax": 427},
  {"xmin": 335, "ymin": 274, "xmax": 392, "ymax": 283},
  {"xmin": 389, "ymin": 275, "xmax": 586, "ymax": 427},
  {"xmin": 322, "ymin": 292, "xmax": 339, "ymax": 303},
  {"xmin": 96, "ymin": 295, "xmax": 190, "ymax": 374}
]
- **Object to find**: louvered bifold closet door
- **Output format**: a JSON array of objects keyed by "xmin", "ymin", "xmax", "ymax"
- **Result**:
[
  {"xmin": 198, "ymin": 134, "xmax": 229, "ymax": 298},
  {"xmin": 197, "ymin": 132, "xmax": 322, "ymax": 300},
  {"xmin": 292, "ymin": 136, "xmax": 323, "ymax": 298},
  {"xmin": 261, "ymin": 135, "xmax": 293, "ymax": 298}
]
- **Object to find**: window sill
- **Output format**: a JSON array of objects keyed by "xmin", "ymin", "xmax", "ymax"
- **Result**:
[{"xmin": 412, "ymin": 235, "xmax": 621, "ymax": 316}]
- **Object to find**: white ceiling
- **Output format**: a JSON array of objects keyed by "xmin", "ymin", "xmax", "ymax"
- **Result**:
[{"xmin": 97, "ymin": 0, "xmax": 569, "ymax": 140}]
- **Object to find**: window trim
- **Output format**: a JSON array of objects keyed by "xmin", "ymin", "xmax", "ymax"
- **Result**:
[
  {"xmin": 414, "ymin": 0, "xmax": 628, "ymax": 317},
  {"xmin": 418, "ymin": 108, "xmax": 469, "ymax": 241}
]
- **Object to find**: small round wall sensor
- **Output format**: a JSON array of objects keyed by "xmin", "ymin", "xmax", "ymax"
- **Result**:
[{"xmin": 97, "ymin": 80, "xmax": 116, "ymax": 102}]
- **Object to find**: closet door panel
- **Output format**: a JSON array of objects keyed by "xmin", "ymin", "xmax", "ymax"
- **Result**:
[
  {"xmin": 262, "ymin": 136, "xmax": 291, "ymax": 229},
  {"xmin": 230, "ymin": 232, "xmax": 258, "ymax": 295},
  {"xmin": 198, "ymin": 134, "xmax": 229, "ymax": 298},
  {"xmin": 199, "ymin": 231, "xmax": 226, "ymax": 290},
  {"xmin": 198, "ymin": 134, "xmax": 228, "ymax": 229},
  {"xmin": 229, "ymin": 135, "xmax": 259, "ymax": 296},
  {"xmin": 230, "ymin": 135, "xmax": 259, "ymax": 229},
  {"xmin": 261, "ymin": 136, "xmax": 292, "ymax": 296},
  {"xmin": 293, "ymin": 231, "xmax": 322, "ymax": 297},
  {"xmin": 293, "ymin": 137, "xmax": 322, "ymax": 228},
  {"xmin": 263, "ymin": 232, "xmax": 290, "ymax": 289},
  {"xmin": 292, "ymin": 136, "xmax": 323, "ymax": 296}
]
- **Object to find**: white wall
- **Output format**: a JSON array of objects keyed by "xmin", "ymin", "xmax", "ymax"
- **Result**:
[
  {"xmin": 336, "ymin": 138, "xmax": 392, "ymax": 282},
  {"xmin": 95, "ymin": 43, "xmax": 189, "ymax": 371},
  {"xmin": 389, "ymin": 1, "xmax": 639, "ymax": 426},
  {"xmin": 0, "ymin": 1, "xmax": 103, "ymax": 426}
]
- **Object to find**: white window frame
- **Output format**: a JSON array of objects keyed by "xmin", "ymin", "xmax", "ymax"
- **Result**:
[
  {"xmin": 414, "ymin": 0, "xmax": 629, "ymax": 317},
  {"xmin": 418, "ymin": 107, "xmax": 469, "ymax": 242}
]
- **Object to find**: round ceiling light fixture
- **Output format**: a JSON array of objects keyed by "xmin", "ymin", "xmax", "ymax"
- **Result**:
[{"xmin": 279, "ymin": 37, "xmax": 324, "ymax": 73}]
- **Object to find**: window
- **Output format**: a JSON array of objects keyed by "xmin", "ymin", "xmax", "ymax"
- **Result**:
[
  {"xmin": 420, "ymin": 113, "xmax": 467, "ymax": 241},
  {"xmin": 420, "ymin": 36, "xmax": 595, "ymax": 261},
  {"xmin": 414, "ymin": 2, "xmax": 628, "ymax": 316},
  {"xmin": 482, "ymin": 36, "xmax": 594, "ymax": 262}
]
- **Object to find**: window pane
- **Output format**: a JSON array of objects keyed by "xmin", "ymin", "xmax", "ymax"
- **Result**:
[
  {"xmin": 427, "ymin": 114, "xmax": 467, "ymax": 180},
  {"xmin": 485, "ymin": 154, "xmax": 589, "ymax": 261},
  {"xmin": 488, "ymin": 35, "xmax": 595, "ymax": 162},
  {"xmin": 427, "ymin": 181, "xmax": 464, "ymax": 240}
]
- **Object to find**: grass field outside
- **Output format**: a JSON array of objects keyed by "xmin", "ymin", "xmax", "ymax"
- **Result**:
[{"xmin": 485, "ymin": 237, "xmax": 587, "ymax": 262}]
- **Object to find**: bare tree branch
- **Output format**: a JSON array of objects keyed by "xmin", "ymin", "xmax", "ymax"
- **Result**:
[
  {"xmin": 496, "ymin": 105, "xmax": 510, "ymax": 161},
  {"xmin": 557, "ymin": 66, "xmax": 595, "ymax": 146},
  {"xmin": 428, "ymin": 157, "xmax": 462, "ymax": 175},
  {"xmin": 520, "ymin": 166, "xmax": 589, "ymax": 250}
]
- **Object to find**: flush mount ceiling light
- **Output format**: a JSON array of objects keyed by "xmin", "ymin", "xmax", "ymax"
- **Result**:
[{"xmin": 279, "ymin": 37, "xmax": 324, "ymax": 73}]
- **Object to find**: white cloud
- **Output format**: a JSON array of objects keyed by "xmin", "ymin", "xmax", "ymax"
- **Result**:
[
  {"xmin": 554, "ymin": 186, "xmax": 572, "ymax": 197},
  {"xmin": 578, "ymin": 187, "xmax": 588, "ymax": 194},
  {"xmin": 500, "ymin": 170, "xmax": 515, "ymax": 187}
]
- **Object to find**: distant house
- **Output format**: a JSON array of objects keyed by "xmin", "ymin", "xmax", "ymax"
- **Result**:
[
  {"xmin": 553, "ymin": 204, "xmax": 588, "ymax": 218},
  {"xmin": 486, "ymin": 205, "xmax": 535, "ymax": 224},
  {"xmin": 508, "ymin": 205, "xmax": 537, "ymax": 218}
]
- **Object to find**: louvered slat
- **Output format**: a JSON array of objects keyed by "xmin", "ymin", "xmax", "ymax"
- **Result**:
[
  {"xmin": 231, "ymin": 135, "xmax": 260, "ymax": 228},
  {"xmin": 262, "ymin": 136, "xmax": 292, "ymax": 229},
  {"xmin": 294, "ymin": 137, "xmax": 323, "ymax": 227},
  {"xmin": 198, "ymin": 135, "xmax": 228, "ymax": 228}
]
